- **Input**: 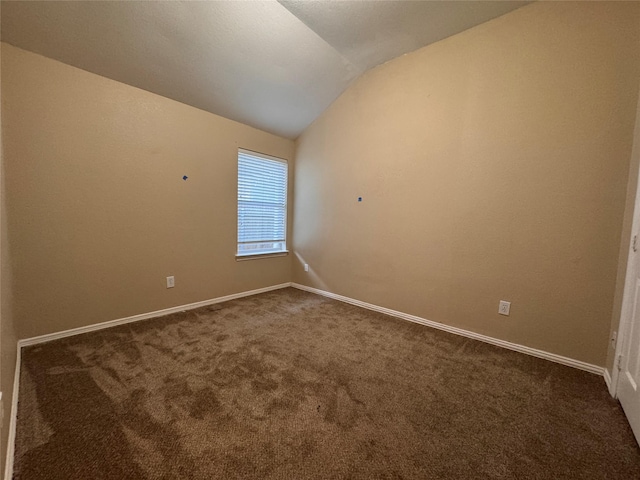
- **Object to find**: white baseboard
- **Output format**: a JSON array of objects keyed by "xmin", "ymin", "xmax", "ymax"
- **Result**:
[
  {"xmin": 4, "ymin": 341, "xmax": 21, "ymax": 480},
  {"xmin": 291, "ymin": 283, "xmax": 605, "ymax": 376},
  {"xmin": 4, "ymin": 282, "xmax": 292, "ymax": 480},
  {"xmin": 18, "ymin": 283, "xmax": 292, "ymax": 348}
]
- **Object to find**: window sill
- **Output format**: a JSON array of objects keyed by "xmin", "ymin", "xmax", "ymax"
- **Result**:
[{"xmin": 235, "ymin": 251, "xmax": 289, "ymax": 261}]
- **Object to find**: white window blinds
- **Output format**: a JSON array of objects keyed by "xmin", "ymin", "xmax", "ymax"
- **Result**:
[{"xmin": 237, "ymin": 149, "xmax": 288, "ymax": 256}]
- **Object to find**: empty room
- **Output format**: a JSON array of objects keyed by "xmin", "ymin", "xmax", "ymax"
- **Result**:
[{"xmin": 1, "ymin": 0, "xmax": 640, "ymax": 478}]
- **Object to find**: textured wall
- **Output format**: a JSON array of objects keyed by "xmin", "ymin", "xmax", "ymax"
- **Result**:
[
  {"xmin": 293, "ymin": 2, "xmax": 640, "ymax": 367},
  {"xmin": 2, "ymin": 43, "xmax": 294, "ymax": 340}
]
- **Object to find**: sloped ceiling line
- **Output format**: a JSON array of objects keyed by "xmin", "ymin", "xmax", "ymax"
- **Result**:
[{"xmin": 1, "ymin": 0, "xmax": 529, "ymax": 139}]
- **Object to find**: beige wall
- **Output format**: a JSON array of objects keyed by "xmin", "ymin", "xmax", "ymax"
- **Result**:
[
  {"xmin": 2, "ymin": 43, "xmax": 295, "ymax": 340},
  {"xmin": 1, "ymin": 39, "xmax": 18, "ymax": 476},
  {"xmin": 293, "ymin": 1, "xmax": 640, "ymax": 367}
]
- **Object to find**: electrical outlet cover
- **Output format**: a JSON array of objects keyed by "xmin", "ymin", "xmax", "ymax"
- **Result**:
[{"xmin": 498, "ymin": 300, "xmax": 511, "ymax": 316}]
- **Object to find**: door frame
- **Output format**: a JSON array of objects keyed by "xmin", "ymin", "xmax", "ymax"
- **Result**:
[{"xmin": 610, "ymin": 93, "xmax": 640, "ymax": 398}]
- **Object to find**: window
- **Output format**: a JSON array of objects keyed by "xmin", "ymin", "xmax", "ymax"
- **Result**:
[{"xmin": 237, "ymin": 149, "xmax": 288, "ymax": 257}]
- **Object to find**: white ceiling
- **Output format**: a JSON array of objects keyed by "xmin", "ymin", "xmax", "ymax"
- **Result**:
[{"xmin": 1, "ymin": 1, "xmax": 529, "ymax": 139}]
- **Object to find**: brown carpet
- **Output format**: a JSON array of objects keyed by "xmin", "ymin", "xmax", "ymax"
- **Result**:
[{"xmin": 13, "ymin": 287, "xmax": 640, "ymax": 479}]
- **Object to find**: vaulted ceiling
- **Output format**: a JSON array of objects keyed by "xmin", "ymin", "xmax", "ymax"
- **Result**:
[{"xmin": 1, "ymin": 1, "xmax": 529, "ymax": 139}]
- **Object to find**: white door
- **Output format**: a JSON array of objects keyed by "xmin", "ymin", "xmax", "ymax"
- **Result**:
[
  {"xmin": 614, "ymin": 92, "xmax": 640, "ymax": 445},
  {"xmin": 617, "ymin": 243, "xmax": 640, "ymax": 445}
]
